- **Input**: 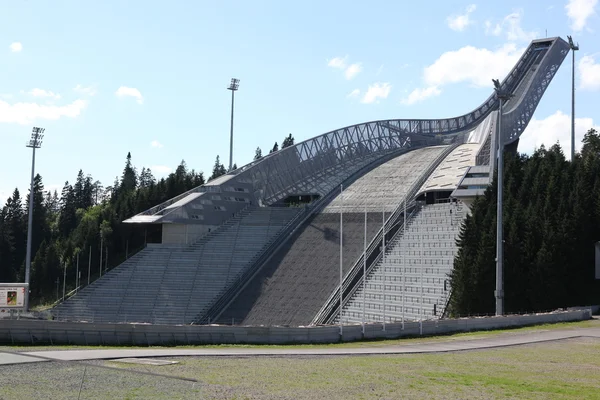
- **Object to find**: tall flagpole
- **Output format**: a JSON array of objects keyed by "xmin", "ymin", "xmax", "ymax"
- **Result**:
[
  {"xmin": 362, "ymin": 204, "xmax": 367, "ymax": 334},
  {"xmin": 339, "ymin": 184, "xmax": 343, "ymax": 335},
  {"xmin": 402, "ymin": 197, "xmax": 406, "ymax": 326},
  {"xmin": 419, "ymin": 205, "xmax": 424, "ymax": 322},
  {"xmin": 382, "ymin": 208, "xmax": 386, "ymax": 331}
]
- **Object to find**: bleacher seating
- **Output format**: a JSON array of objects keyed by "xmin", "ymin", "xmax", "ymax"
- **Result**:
[
  {"xmin": 52, "ymin": 207, "xmax": 301, "ymax": 324},
  {"xmin": 339, "ymin": 201, "xmax": 465, "ymax": 323},
  {"xmin": 217, "ymin": 147, "xmax": 449, "ymax": 326}
]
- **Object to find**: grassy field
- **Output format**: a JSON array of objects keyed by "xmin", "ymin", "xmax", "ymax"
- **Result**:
[
  {"xmin": 1, "ymin": 318, "xmax": 598, "ymax": 353},
  {"xmin": 0, "ymin": 338, "xmax": 598, "ymax": 399}
]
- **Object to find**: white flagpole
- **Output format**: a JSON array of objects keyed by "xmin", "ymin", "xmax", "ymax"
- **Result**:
[
  {"xmin": 382, "ymin": 207, "xmax": 386, "ymax": 331},
  {"xmin": 420, "ymin": 205, "xmax": 424, "ymax": 324},
  {"xmin": 403, "ymin": 197, "xmax": 406, "ymax": 327},
  {"xmin": 362, "ymin": 204, "xmax": 367, "ymax": 334},
  {"xmin": 339, "ymin": 184, "xmax": 343, "ymax": 336}
]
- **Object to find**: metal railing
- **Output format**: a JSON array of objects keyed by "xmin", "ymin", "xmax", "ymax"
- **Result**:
[
  {"xmin": 194, "ymin": 146, "xmax": 420, "ymax": 325},
  {"xmin": 311, "ymin": 143, "xmax": 460, "ymax": 325}
]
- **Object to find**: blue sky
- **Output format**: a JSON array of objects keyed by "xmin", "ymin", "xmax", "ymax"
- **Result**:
[{"xmin": 1, "ymin": 0, "xmax": 599, "ymax": 206}]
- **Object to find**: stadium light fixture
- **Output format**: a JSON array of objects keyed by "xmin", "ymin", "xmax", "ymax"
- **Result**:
[
  {"xmin": 493, "ymin": 80, "xmax": 513, "ymax": 317},
  {"xmin": 567, "ymin": 36, "xmax": 579, "ymax": 162},
  {"xmin": 227, "ymin": 78, "xmax": 240, "ymax": 172},
  {"xmin": 24, "ymin": 126, "xmax": 45, "ymax": 312}
]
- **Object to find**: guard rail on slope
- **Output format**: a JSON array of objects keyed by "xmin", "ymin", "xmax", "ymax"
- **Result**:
[
  {"xmin": 311, "ymin": 143, "xmax": 460, "ymax": 325},
  {"xmin": 194, "ymin": 146, "xmax": 424, "ymax": 325}
]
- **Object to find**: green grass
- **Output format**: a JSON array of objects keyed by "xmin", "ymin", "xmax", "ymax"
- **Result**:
[
  {"xmin": 1, "ymin": 318, "xmax": 597, "ymax": 353},
  {"xmin": 100, "ymin": 338, "xmax": 600, "ymax": 399},
  {"xmin": 2, "ymin": 338, "xmax": 596, "ymax": 399}
]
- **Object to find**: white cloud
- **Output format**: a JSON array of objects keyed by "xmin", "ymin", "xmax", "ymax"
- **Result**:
[
  {"xmin": 447, "ymin": 4, "xmax": 477, "ymax": 32},
  {"xmin": 485, "ymin": 11, "xmax": 537, "ymax": 42},
  {"xmin": 401, "ymin": 86, "xmax": 441, "ymax": 105},
  {"xmin": 520, "ymin": 110, "xmax": 599, "ymax": 157},
  {"xmin": 566, "ymin": 0, "xmax": 598, "ymax": 31},
  {"xmin": 376, "ymin": 64, "xmax": 384, "ymax": 76},
  {"xmin": 73, "ymin": 84, "xmax": 97, "ymax": 96},
  {"xmin": 423, "ymin": 43, "xmax": 523, "ymax": 88},
  {"xmin": 347, "ymin": 89, "xmax": 360, "ymax": 98},
  {"xmin": 344, "ymin": 63, "xmax": 362, "ymax": 80},
  {"xmin": 115, "ymin": 86, "xmax": 144, "ymax": 104},
  {"xmin": 361, "ymin": 82, "xmax": 391, "ymax": 104},
  {"xmin": 579, "ymin": 55, "xmax": 600, "ymax": 90},
  {"xmin": 327, "ymin": 56, "xmax": 362, "ymax": 80},
  {"xmin": 0, "ymin": 99, "xmax": 87, "ymax": 125},
  {"xmin": 9, "ymin": 42, "xmax": 22, "ymax": 52},
  {"xmin": 29, "ymin": 88, "xmax": 61, "ymax": 100},
  {"xmin": 151, "ymin": 165, "xmax": 172, "ymax": 176},
  {"xmin": 150, "ymin": 140, "xmax": 164, "ymax": 148},
  {"xmin": 327, "ymin": 56, "xmax": 348, "ymax": 69}
]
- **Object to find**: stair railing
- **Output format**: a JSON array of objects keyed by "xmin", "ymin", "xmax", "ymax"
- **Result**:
[{"xmin": 311, "ymin": 143, "xmax": 460, "ymax": 325}]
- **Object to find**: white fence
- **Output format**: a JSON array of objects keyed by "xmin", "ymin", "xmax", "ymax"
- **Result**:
[{"xmin": 0, "ymin": 309, "xmax": 591, "ymax": 346}]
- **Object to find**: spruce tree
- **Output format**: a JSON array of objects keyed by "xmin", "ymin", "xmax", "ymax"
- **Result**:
[{"xmin": 254, "ymin": 147, "xmax": 262, "ymax": 160}]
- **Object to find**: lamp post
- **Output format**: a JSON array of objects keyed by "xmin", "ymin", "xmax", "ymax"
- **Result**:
[
  {"xmin": 568, "ymin": 35, "xmax": 579, "ymax": 161},
  {"xmin": 24, "ymin": 127, "xmax": 44, "ymax": 311},
  {"xmin": 227, "ymin": 78, "xmax": 240, "ymax": 172},
  {"xmin": 492, "ymin": 79, "xmax": 513, "ymax": 317}
]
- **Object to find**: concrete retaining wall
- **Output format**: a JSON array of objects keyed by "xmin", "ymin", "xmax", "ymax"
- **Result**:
[{"xmin": 0, "ymin": 310, "xmax": 590, "ymax": 346}]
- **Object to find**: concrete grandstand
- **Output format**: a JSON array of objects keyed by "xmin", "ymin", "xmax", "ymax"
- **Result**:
[{"xmin": 53, "ymin": 37, "xmax": 570, "ymax": 326}]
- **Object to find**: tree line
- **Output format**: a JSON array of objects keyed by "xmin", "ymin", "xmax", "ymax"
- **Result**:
[
  {"xmin": 450, "ymin": 128, "xmax": 600, "ymax": 316},
  {"xmin": 0, "ymin": 133, "xmax": 295, "ymax": 306}
]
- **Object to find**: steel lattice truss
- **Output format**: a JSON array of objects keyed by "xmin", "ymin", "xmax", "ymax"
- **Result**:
[{"xmin": 126, "ymin": 37, "xmax": 570, "ymax": 225}]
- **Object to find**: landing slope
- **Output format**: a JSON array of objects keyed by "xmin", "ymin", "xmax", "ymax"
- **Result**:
[{"xmin": 218, "ymin": 146, "xmax": 447, "ymax": 326}]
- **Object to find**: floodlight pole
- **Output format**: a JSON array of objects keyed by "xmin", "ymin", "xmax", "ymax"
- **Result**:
[
  {"xmin": 24, "ymin": 127, "xmax": 44, "ymax": 312},
  {"xmin": 227, "ymin": 78, "xmax": 240, "ymax": 172},
  {"xmin": 493, "ymin": 80, "xmax": 513, "ymax": 317},
  {"xmin": 568, "ymin": 36, "xmax": 579, "ymax": 161},
  {"xmin": 339, "ymin": 184, "xmax": 343, "ymax": 336}
]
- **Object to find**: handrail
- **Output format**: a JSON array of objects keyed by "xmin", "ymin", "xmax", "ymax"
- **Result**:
[
  {"xmin": 194, "ymin": 146, "xmax": 419, "ymax": 325},
  {"xmin": 312, "ymin": 143, "xmax": 460, "ymax": 325},
  {"xmin": 52, "ymin": 243, "xmax": 147, "ymax": 313}
]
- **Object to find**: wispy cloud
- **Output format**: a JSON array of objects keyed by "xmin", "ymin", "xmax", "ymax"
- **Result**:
[
  {"xmin": 566, "ymin": 0, "xmax": 598, "ymax": 31},
  {"xmin": 484, "ymin": 10, "xmax": 537, "ymax": 42},
  {"xmin": 150, "ymin": 140, "xmax": 164, "ymax": 148},
  {"xmin": 347, "ymin": 89, "xmax": 360, "ymax": 98},
  {"xmin": 151, "ymin": 165, "xmax": 172, "ymax": 176},
  {"xmin": 73, "ymin": 84, "xmax": 97, "ymax": 96},
  {"xmin": 361, "ymin": 83, "xmax": 391, "ymax": 104},
  {"xmin": 447, "ymin": 4, "xmax": 477, "ymax": 32},
  {"xmin": 401, "ymin": 86, "xmax": 441, "ymax": 105},
  {"xmin": 115, "ymin": 86, "xmax": 144, "ymax": 104},
  {"xmin": 327, "ymin": 56, "xmax": 348, "ymax": 69},
  {"xmin": 9, "ymin": 42, "xmax": 22, "ymax": 52},
  {"xmin": 344, "ymin": 63, "xmax": 362, "ymax": 80},
  {"xmin": 327, "ymin": 56, "xmax": 363, "ymax": 80},
  {"xmin": 29, "ymin": 88, "xmax": 61, "ymax": 100},
  {"xmin": 579, "ymin": 55, "xmax": 600, "ymax": 90},
  {"xmin": 0, "ymin": 99, "xmax": 87, "ymax": 125}
]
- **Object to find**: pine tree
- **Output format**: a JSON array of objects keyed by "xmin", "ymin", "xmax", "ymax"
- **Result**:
[
  {"xmin": 58, "ymin": 182, "xmax": 77, "ymax": 238},
  {"xmin": 74, "ymin": 170, "xmax": 85, "ymax": 209},
  {"xmin": 120, "ymin": 152, "xmax": 137, "ymax": 193},
  {"xmin": 254, "ymin": 147, "xmax": 262, "ymax": 160},
  {"xmin": 270, "ymin": 142, "xmax": 279, "ymax": 153},
  {"xmin": 282, "ymin": 133, "xmax": 295, "ymax": 148},
  {"xmin": 209, "ymin": 156, "xmax": 226, "ymax": 180}
]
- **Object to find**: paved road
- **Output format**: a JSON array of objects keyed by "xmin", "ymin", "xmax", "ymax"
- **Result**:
[{"xmin": 0, "ymin": 325, "xmax": 598, "ymax": 365}]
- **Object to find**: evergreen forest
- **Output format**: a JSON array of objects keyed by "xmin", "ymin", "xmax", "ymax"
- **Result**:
[
  {"xmin": 450, "ymin": 128, "xmax": 600, "ymax": 316},
  {"xmin": 0, "ymin": 135, "xmax": 295, "ymax": 306}
]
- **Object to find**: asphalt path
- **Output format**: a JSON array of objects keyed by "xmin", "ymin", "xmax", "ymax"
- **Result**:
[{"xmin": 0, "ymin": 325, "xmax": 598, "ymax": 365}]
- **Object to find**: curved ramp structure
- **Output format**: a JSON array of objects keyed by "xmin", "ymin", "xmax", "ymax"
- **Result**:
[{"xmin": 55, "ymin": 37, "xmax": 570, "ymax": 326}]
